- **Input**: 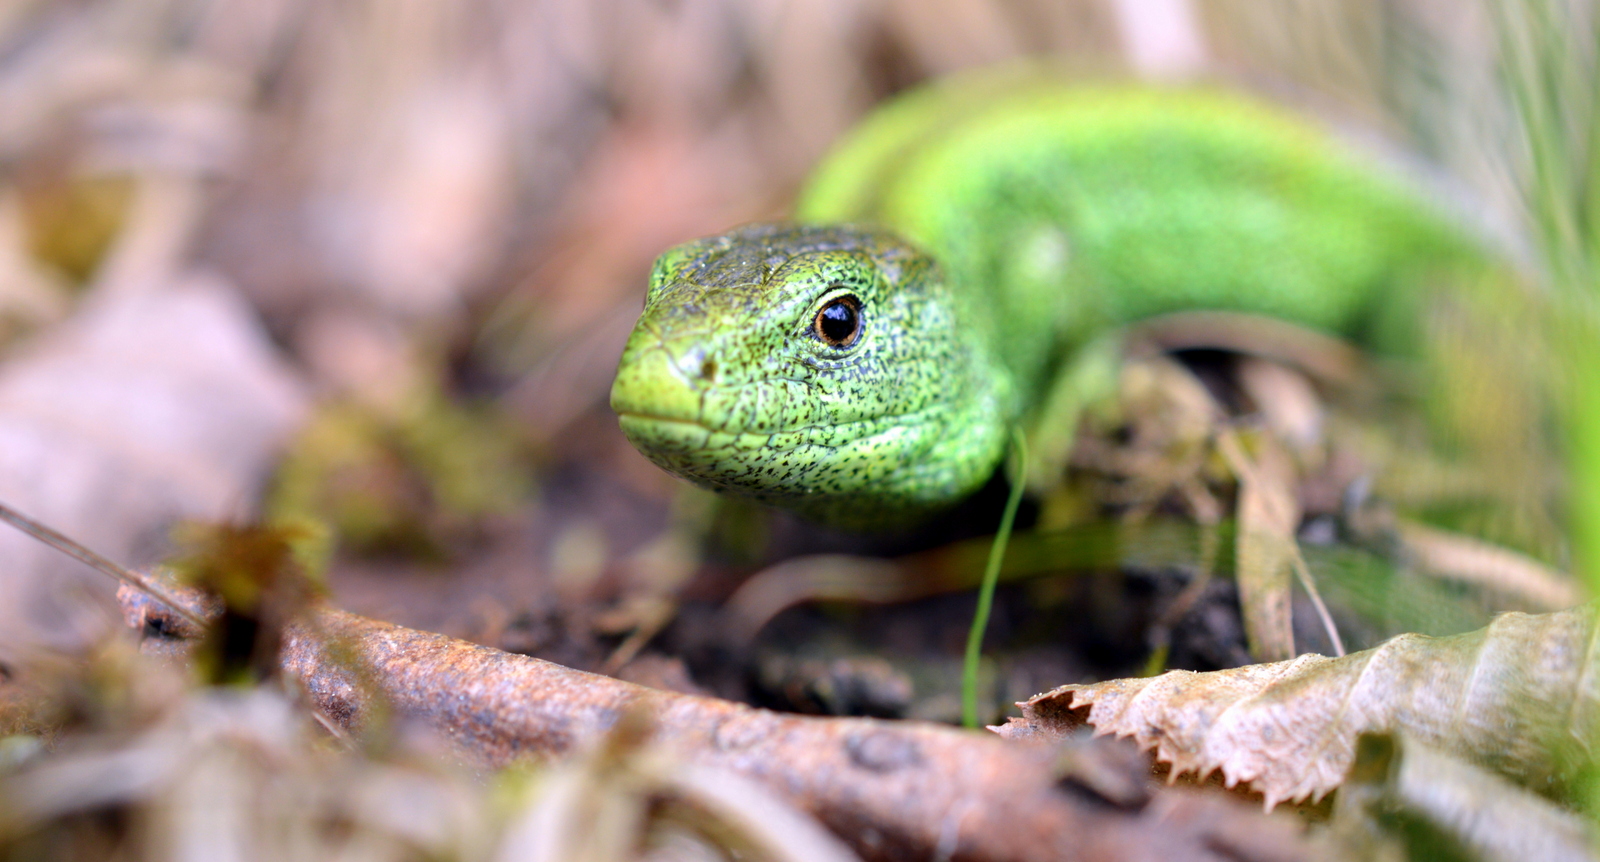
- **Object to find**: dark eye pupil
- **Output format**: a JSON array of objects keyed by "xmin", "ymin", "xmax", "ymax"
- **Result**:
[{"xmin": 815, "ymin": 296, "xmax": 861, "ymax": 347}]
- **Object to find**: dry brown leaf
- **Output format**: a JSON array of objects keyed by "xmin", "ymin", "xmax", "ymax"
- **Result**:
[
  {"xmin": 1055, "ymin": 354, "xmax": 1221, "ymax": 524},
  {"xmin": 1327, "ymin": 733, "xmax": 1597, "ymax": 862},
  {"xmin": 0, "ymin": 278, "xmax": 308, "ymax": 655},
  {"xmin": 1220, "ymin": 430, "xmax": 1300, "ymax": 663},
  {"xmin": 1235, "ymin": 357, "xmax": 1325, "ymax": 457},
  {"xmin": 997, "ymin": 603, "xmax": 1600, "ymax": 808},
  {"xmin": 1398, "ymin": 519, "xmax": 1581, "ymax": 611},
  {"xmin": 0, "ymin": 192, "xmax": 68, "ymax": 341}
]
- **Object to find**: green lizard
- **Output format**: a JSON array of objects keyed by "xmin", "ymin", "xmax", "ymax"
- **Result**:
[{"xmin": 610, "ymin": 72, "xmax": 1486, "ymax": 527}]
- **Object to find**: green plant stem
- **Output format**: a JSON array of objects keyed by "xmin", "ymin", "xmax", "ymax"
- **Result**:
[{"xmin": 963, "ymin": 427, "xmax": 1027, "ymax": 728}]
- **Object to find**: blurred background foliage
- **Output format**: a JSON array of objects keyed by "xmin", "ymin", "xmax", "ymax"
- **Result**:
[
  {"xmin": 0, "ymin": 0, "xmax": 1598, "ymax": 856},
  {"xmin": 0, "ymin": 0, "xmax": 1591, "ymax": 721},
  {"xmin": 0, "ymin": 0, "xmax": 1589, "ymax": 699},
  {"xmin": 0, "ymin": 0, "xmax": 1552, "ymax": 445},
  {"xmin": 0, "ymin": 0, "xmax": 1566, "ymax": 506}
]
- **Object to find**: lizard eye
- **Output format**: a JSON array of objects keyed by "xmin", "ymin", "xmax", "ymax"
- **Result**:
[{"xmin": 813, "ymin": 294, "xmax": 862, "ymax": 348}]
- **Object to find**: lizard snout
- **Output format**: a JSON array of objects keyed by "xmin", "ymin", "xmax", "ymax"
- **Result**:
[{"xmin": 610, "ymin": 335, "xmax": 708, "ymax": 425}]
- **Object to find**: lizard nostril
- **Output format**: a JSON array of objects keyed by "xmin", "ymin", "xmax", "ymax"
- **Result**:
[{"xmin": 670, "ymin": 348, "xmax": 716, "ymax": 386}]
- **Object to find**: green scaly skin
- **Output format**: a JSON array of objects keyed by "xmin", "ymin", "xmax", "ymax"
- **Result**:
[{"xmin": 610, "ymin": 75, "xmax": 1486, "ymax": 527}]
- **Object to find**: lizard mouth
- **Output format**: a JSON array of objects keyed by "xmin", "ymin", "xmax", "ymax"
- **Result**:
[
  {"xmin": 615, "ymin": 411, "xmax": 780, "ymax": 493},
  {"xmin": 616, "ymin": 411, "xmax": 720, "ymax": 453},
  {"xmin": 614, "ymin": 411, "xmax": 704, "ymax": 426}
]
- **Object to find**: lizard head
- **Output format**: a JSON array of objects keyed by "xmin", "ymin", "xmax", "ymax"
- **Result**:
[{"xmin": 610, "ymin": 222, "xmax": 1011, "ymax": 527}]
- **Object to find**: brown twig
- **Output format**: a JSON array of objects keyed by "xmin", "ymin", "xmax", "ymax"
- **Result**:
[{"xmin": 120, "ymin": 582, "xmax": 1308, "ymax": 862}]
